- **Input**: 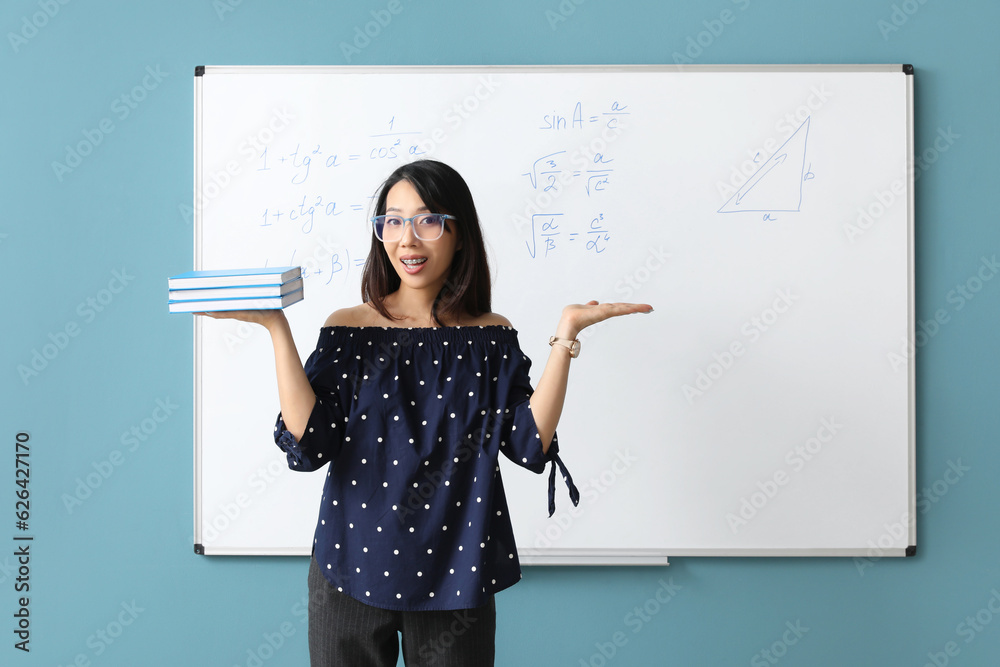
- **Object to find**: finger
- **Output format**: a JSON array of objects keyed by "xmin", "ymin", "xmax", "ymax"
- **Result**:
[
  {"xmin": 599, "ymin": 303, "xmax": 653, "ymax": 317},
  {"xmin": 607, "ymin": 302, "xmax": 652, "ymax": 311}
]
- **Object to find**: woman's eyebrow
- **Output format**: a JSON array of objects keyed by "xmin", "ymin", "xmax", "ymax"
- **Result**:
[{"xmin": 385, "ymin": 205, "xmax": 431, "ymax": 213}]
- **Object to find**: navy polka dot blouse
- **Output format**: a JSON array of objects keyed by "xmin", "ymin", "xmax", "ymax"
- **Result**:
[{"xmin": 274, "ymin": 325, "xmax": 579, "ymax": 611}]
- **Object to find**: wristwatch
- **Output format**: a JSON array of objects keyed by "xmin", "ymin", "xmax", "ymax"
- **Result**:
[{"xmin": 549, "ymin": 336, "xmax": 581, "ymax": 358}]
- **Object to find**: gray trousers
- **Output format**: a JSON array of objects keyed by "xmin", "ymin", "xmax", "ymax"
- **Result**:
[{"xmin": 307, "ymin": 555, "xmax": 496, "ymax": 666}]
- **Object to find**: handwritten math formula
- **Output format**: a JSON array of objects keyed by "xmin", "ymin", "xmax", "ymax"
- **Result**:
[
  {"xmin": 521, "ymin": 100, "xmax": 629, "ymax": 258},
  {"xmin": 525, "ymin": 213, "xmax": 612, "ymax": 259},
  {"xmin": 240, "ymin": 100, "xmax": 636, "ymax": 266},
  {"xmin": 522, "ymin": 150, "xmax": 617, "ymax": 197},
  {"xmin": 258, "ymin": 194, "xmax": 366, "ymax": 235},
  {"xmin": 254, "ymin": 117, "xmax": 429, "ymax": 187},
  {"xmin": 538, "ymin": 100, "xmax": 630, "ymax": 132},
  {"xmin": 267, "ymin": 245, "xmax": 368, "ymax": 289}
]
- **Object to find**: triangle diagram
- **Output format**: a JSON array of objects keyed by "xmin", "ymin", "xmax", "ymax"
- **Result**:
[{"xmin": 718, "ymin": 117, "xmax": 811, "ymax": 213}]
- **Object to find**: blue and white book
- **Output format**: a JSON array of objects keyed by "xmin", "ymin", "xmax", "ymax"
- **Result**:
[
  {"xmin": 167, "ymin": 266, "xmax": 302, "ymax": 290},
  {"xmin": 169, "ymin": 277, "xmax": 303, "ymax": 301},
  {"xmin": 168, "ymin": 287, "xmax": 304, "ymax": 313}
]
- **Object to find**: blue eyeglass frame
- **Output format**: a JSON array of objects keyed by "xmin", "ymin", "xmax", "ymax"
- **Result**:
[{"xmin": 370, "ymin": 213, "xmax": 456, "ymax": 241}]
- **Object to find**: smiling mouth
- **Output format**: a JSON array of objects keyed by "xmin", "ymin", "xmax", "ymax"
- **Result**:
[{"xmin": 401, "ymin": 258, "xmax": 427, "ymax": 266}]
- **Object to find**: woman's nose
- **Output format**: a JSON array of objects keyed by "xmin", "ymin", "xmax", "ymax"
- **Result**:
[{"xmin": 398, "ymin": 219, "xmax": 419, "ymax": 244}]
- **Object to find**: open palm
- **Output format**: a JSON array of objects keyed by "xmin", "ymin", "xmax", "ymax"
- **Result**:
[{"xmin": 559, "ymin": 300, "xmax": 653, "ymax": 339}]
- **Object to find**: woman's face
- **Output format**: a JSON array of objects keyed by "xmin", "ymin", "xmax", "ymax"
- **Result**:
[{"xmin": 382, "ymin": 179, "xmax": 461, "ymax": 296}]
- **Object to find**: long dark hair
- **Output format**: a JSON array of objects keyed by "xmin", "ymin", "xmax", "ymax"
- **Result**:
[{"xmin": 361, "ymin": 160, "xmax": 492, "ymax": 326}]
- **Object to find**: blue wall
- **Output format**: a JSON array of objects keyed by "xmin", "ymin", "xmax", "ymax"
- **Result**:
[{"xmin": 3, "ymin": 0, "xmax": 998, "ymax": 665}]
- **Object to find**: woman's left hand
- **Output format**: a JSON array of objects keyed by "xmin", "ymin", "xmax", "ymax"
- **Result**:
[{"xmin": 556, "ymin": 300, "xmax": 653, "ymax": 340}]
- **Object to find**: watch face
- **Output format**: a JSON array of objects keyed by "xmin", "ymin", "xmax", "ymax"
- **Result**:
[{"xmin": 550, "ymin": 337, "xmax": 580, "ymax": 357}]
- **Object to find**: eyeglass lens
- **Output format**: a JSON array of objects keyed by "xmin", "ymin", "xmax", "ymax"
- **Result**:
[{"xmin": 374, "ymin": 214, "xmax": 446, "ymax": 241}]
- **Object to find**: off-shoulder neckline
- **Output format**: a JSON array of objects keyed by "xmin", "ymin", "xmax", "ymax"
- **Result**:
[{"xmin": 319, "ymin": 325, "xmax": 515, "ymax": 332}]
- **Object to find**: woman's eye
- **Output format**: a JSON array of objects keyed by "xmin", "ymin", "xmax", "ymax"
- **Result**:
[{"xmin": 385, "ymin": 217, "xmax": 403, "ymax": 226}]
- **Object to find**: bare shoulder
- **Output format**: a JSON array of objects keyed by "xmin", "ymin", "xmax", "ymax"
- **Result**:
[
  {"xmin": 323, "ymin": 304, "xmax": 374, "ymax": 328},
  {"xmin": 465, "ymin": 312, "xmax": 513, "ymax": 327}
]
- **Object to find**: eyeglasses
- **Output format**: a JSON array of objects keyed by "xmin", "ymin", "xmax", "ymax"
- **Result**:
[{"xmin": 371, "ymin": 213, "xmax": 456, "ymax": 242}]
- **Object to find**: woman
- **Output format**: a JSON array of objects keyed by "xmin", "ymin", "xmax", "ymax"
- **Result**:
[{"xmin": 203, "ymin": 159, "xmax": 651, "ymax": 665}]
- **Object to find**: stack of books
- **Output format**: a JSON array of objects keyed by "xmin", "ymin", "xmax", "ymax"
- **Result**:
[{"xmin": 167, "ymin": 267, "xmax": 304, "ymax": 313}]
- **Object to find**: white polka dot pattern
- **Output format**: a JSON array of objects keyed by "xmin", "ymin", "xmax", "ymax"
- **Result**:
[{"xmin": 272, "ymin": 325, "xmax": 579, "ymax": 611}]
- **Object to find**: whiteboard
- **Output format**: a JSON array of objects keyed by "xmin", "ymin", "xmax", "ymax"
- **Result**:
[{"xmin": 192, "ymin": 65, "xmax": 915, "ymax": 562}]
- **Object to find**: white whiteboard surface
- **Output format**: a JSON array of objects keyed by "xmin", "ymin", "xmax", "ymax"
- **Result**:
[{"xmin": 192, "ymin": 65, "xmax": 915, "ymax": 562}]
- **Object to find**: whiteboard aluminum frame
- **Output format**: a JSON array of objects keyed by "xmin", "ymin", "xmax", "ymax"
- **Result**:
[
  {"xmin": 906, "ymin": 67, "xmax": 917, "ymax": 555},
  {"xmin": 193, "ymin": 71, "xmax": 204, "ymax": 553},
  {"xmin": 191, "ymin": 64, "xmax": 916, "ymax": 564}
]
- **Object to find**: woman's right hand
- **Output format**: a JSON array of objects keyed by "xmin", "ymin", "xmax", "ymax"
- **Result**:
[{"xmin": 195, "ymin": 309, "xmax": 286, "ymax": 333}]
